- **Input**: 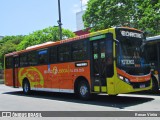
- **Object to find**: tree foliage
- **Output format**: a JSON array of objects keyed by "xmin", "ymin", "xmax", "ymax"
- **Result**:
[
  {"xmin": 0, "ymin": 35, "xmax": 24, "ymax": 69},
  {"xmin": 83, "ymin": 0, "xmax": 160, "ymax": 36}
]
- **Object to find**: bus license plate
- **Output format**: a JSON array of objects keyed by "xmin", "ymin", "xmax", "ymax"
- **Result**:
[{"xmin": 140, "ymin": 84, "xmax": 145, "ymax": 88}]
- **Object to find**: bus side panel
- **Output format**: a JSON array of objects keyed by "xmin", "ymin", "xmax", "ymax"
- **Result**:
[
  {"xmin": 50, "ymin": 63, "xmax": 73, "ymax": 90},
  {"xmin": 36, "ymin": 65, "xmax": 49, "ymax": 88},
  {"xmin": 18, "ymin": 66, "xmax": 47, "ymax": 89},
  {"xmin": 5, "ymin": 69, "xmax": 13, "ymax": 86},
  {"xmin": 18, "ymin": 61, "xmax": 91, "ymax": 92},
  {"xmin": 50, "ymin": 60, "xmax": 91, "ymax": 91}
]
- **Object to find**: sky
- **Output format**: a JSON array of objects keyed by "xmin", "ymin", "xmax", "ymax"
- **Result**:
[{"xmin": 0, "ymin": 0, "xmax": 88, "ymax": 36}]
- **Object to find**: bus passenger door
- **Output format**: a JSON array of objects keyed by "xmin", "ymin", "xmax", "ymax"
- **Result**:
[
  {"xmin": 13, "ymin": 56, "xmax": 19, "ymax": 88},
  {"xmin": 91, "ymin": 40, "xmax": 107, "ymax": 92}
]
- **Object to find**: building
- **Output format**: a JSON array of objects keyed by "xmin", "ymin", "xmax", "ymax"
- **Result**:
[
  {"xmin": 75, "ymin": 1, "xmax": 90, "ymax": 36},
  {"xmin": 74, "ymin": 28, "xmax": 90, "ymax": 36},
  {"xmin": 76, "ymin": 10, "xmax": 85, "ymax": 31}
]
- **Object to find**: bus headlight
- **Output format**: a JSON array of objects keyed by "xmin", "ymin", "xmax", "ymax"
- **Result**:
[
  {"xmin": 118, "ymin": 75, "xmax": 130, "ymax": 85},
  {"xmin": 119, "ymin": 75, "xmax": 124, "ymax": 80},
  {"xmin": 125, "ymin": 78, "xmax": 130, "ymax": 84}
]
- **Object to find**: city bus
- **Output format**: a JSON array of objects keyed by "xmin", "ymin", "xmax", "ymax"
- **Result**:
[
  {"xmin": 4, "ymin": 27, "xmax": 152, "ymax": 100},
  {"xmin": 144, "ymin": 35, "xmax": 160, "ymax": 93}
]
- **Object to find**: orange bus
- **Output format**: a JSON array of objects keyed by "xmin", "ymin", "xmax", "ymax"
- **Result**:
[{"xmin": 4, "ymin": 27, "xmax": 151, "ymax": 100}]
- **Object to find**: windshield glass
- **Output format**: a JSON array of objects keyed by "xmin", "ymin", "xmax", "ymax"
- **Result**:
[
  {"xmin": 117, "ymin": 38, "xmax": 144, "ymax": 67},
  {"xmin": 116, "ymin": 28, "xmax": 150, "ymax": 75}
]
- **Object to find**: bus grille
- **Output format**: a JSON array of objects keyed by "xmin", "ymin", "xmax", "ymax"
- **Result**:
[
  {"xmin": 130, "ymin": 80, "xmax": 151, "ymax": 89},
  {"xmin": 127, "ymin": 67, "xmax": 150, "ymax": 75}
]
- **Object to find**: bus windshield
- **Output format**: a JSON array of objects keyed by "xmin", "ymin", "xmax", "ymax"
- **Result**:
[
  {"xmin": 116, "ymin": 28, "xmax": 150, "ymax": 75},
  {"xmin": 117, "ymin": 38, "xmax": 142, "ymax": 67}
]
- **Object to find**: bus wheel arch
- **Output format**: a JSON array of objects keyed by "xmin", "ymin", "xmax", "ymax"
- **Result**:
[
  {"xmin": 22, "ymin": 78, "xmax": 31, "ymax": 95},
  {"xmin": 151, "ymin": 75, "xmax": 159, "ymax": 93},
  {"xmin": 74, "ymin": 76, "xmax": 91, "ymax": 100}
]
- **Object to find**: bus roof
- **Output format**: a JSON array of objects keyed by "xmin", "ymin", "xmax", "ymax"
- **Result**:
[
  {"xmin": 146, "ymin": 35, "xmax": 160, "ymax": 43},
  {"xmin": 5, "ymin": 27, "xmax": 141, "ymax": 57}
]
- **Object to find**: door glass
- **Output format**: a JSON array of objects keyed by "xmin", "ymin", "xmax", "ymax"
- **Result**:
[
  {"xmin": 93, "ymin": 42, "xmax": 99, "ymax": 76},
  {"xmin": 100, "ymin": 41, "xmax": 106, "ymax": 85},
  {"xmin": 92, "ymin": 40, "xmax": 107, "ymax": 87}
]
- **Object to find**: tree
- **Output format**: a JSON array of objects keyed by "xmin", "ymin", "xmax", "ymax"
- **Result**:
[
  {"xmin": 16, "ymin": 26, "xmax": 75, "ymax": 50},
  {"xmin": 83, "ymin": 0, "xmax": 160, "ymax": 36},
  {"xmin": 0, "ymin": 41, "xmax": 17, "ymax": 68},
  {"xmin": 0, "ymin": 35, "xmax": 24, "ymax": 45},
  {"xmin": 0, "ymin": 35, "xmax": 24, "ymax": 68},
  {"xmin": 137, "ymin": 0, "xmax": 160, "ymax": 36}
]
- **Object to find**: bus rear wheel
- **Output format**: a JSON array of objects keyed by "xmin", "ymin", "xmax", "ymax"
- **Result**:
[
  {"xmin": 23, "ymin": 80, "xmax": 31, "ymax": 95},
  {"xmin": 77, "ymin": 81, "xmax": 91, "ymax": 100}
]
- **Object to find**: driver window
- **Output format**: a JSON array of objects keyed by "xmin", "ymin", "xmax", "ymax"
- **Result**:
[{"xmin": 106, "ymin": 33, "xmax": 114, "ymax": 77}]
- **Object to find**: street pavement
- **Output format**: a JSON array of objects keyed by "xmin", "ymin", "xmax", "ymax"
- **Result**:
[{"xmin": 0, "ymin": 84, "xmax": 160, "ymax": 120}]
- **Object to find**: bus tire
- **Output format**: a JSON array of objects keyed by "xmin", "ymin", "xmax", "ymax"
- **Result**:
[
  {"xmin": 22, "ymin": 79, "xmax": 31, "ymax": 95},
  {"xmin": 77, "ymin": 80, "xmax": 91, "ymax": 100},
  {"xmin": 151, "ymin": 76, "xmax": 159, "ymax": 93}
]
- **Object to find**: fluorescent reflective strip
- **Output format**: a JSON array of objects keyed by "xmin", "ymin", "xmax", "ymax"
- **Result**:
[{"xmin": 31, "ymin": 88, "xmax": 74, "ymax": 93}]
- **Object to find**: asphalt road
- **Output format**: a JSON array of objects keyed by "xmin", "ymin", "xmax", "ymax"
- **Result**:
[{"xmin": 0, "ymin": 84, "xmax": 160, "ymax": 120}]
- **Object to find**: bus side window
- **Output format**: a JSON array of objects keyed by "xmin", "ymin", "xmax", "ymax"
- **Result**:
[
  {"xmin": 146, "ymin": 44, "xmax": 157, "ymax": 62},
  {"xmin": 20, "ymin": 54, "xmax": 28, "ymax": 67},
  {"xmin": 50, "ymin": 47, "xmax": 57, "ymax": 63},
  {"xmin": 71, "ymin": 40, "xmax": 88, "ymax": 61},
  {"xmin": 58, "ymin": 44, "xmax": 70, "ymax": 62},
  {"xmin": 28, "ymin": 51, "xmax": 37, "ymax": 66},
  {"xmin": 38, "ymin": 49, "xmax": 48, "ymax": 65},
  {"xmin": 5, "ymin": 57, "xmax": 13, "ymax": 69}
]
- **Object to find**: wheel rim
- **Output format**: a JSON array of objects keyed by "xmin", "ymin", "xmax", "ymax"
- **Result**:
[
  {"xmin": 80, "ymin": 85, "xmax": 88, "ymax": 96},
  {"xmin": 24, "ymin": 82, "xmax": 29, "ymax": 93}
]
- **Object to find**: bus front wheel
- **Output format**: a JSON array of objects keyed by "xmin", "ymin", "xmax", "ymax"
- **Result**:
[
  {"xmin": 151, "ymin": 77, "xmax": 159, "ymax": 94},
  {"xmin": 77, "ymin": 81, "xmax": 91, "ymax": 100},
  {"xmin": 22, "ymin": 80, "xmax": 31, "ymax": 95}
]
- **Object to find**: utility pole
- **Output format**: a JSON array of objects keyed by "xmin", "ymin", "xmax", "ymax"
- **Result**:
[{"xmin": 58, "ymin": 0, "xmax": 62, "ymax": 40}]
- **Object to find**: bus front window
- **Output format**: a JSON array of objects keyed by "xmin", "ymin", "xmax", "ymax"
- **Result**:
[{"xmin": 116, "ymin": 37, "xmax": 150, "ymax": 75}]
